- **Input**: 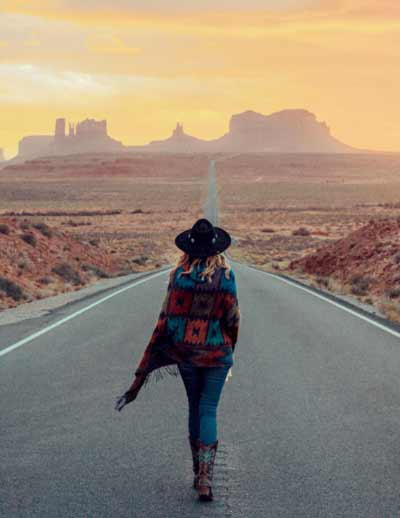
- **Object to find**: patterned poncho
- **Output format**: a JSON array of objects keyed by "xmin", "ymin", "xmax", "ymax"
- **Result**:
[{"xmin": 124, "ymin": 262, "xmax": 240, "ymax": 404}]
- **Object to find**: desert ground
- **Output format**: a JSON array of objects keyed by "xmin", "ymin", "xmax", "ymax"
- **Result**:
[
  {"xmin": 0, "ymin": 153, "xmax": 209, "ymax": 308},
  {"xmin": 1, "ymin": 151, "xmax": 400, "ymax": 322},
  {"xmin": 216, "ymin": 152, "xmax": 400, "ymax": 321}
]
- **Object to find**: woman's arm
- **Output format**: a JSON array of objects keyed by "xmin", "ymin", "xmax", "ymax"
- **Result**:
[
  {"xmin": 222, "ymin": 271, "xmax": 240, "ymax": 352},
  {"xmin": 133, "ymin": 268, "xmax": 174, "ymax": 374}
]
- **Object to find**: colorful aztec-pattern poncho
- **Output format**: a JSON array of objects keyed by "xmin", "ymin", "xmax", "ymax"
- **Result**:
[{"xmin": 124, "ymin": 262, "xmax": 240, "ymax": 404}]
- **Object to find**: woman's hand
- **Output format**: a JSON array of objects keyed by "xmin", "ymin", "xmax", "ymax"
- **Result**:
[
  {"xmin": 114, "ymin": 393, "xmax": 128, "ymax": 412},
  {"xmin": 226, "ymin": 368, "xmax": 233, "ymax": 382}
]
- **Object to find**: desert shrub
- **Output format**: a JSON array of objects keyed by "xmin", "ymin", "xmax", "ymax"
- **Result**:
[
  {"xmin": 39, "ymin": 276, "xmax": 54, "ymax": 285},
  {"xmin": 0, "ymin": 277, "xmax": 24, "ymax": 301},
  {"xmin": 385, "ymin": 288, "xmax": 400, "ymax": 299},
  {"xmin": 65, "ymin": 219, "xmax": 79, "ymax": 227},
  {"xmin": 0, "ymin": 224, "xmax": 10, "ymax": 235},
  {"xmin": 89, "ymin": 238, "xmax": 99, "ymax": 246},
  {"xmin": 81, "ymin": 263, "xmax": 109, "ymax": 278},
  {"xmin": 377, "ymin": 300, "xmax": 400, "ymax": 324},
  {"xmin": 21, "ymin": 232, "xmax": 37, "ymax": 247},
  {"xmin": 292, "ymin": 227, "xmax": 311, "ymax": 236},
  {"xmin": 33, "ymin": 222, "xmax": 52, "ymax": 238},
  {"xmin": 350, "ymin": 275, "xmax": 373, "ymax": 296},
  {"xmin": 51, "ymin": 262, "xmax": 82, "ymax": 285},
  {"xmin": 261, "ymin": 227, "xmax": 275, "ymax": 233},
  {"xmin": 393, "ymin": 252, "xmax": 400, "ymax": 265},
  {"xmin": 316, "ymin": 276, "xmax": 329, "ymax": 288},
  {"xmin": 131, "ymin": 255, "xmax": 148, "ymax": 265},
  {"xmin": 20, "ymin": 220, "xmax": 30, "ymax": 231},
  {"xmin": 17, "ymin": 257, "xmax": 33, "ymax": 272},
  {"xmin": 65, "ymin": 219, "xmax": 91, "ymax": 227}
]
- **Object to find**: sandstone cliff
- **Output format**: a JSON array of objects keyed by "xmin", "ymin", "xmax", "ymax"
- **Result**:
[
  {"xmin": 13, "ymin": 117, "xmax": 123, "ymax": 162},
  {"xmin": 145, "ymin": 109, "xmax": 357, "ymax": 153},
  {"xmin": 213, "ymin": 109, "xmax": 355, "ymax": 152},
  {"xmin": 8, "ymin": 108, "xmax": 359, "ymax": 162}
]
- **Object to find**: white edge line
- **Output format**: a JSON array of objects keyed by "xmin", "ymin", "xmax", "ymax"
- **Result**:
[
  {"xmin": 0, "ymin": 268, "xmax": 173, "ymax": 358},
  {"xmin": 236, "ymin": 261, "xmax": 400, "ymax": 340}
]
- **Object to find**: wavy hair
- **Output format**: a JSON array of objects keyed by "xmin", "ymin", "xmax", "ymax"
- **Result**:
[{"xmin": 173, "ymin": 252, "xmax": 231, "ymax": 284}]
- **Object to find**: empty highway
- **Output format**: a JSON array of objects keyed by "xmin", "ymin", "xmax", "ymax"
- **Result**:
[{"xmin": 1, "ymin": 161, "xmax": 400, "ymax": 517}]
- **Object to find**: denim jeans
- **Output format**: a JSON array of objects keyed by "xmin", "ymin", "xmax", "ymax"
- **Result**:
[{"xmin": 178, "ymin": 363, "xmax": 231, "ymax": 445}]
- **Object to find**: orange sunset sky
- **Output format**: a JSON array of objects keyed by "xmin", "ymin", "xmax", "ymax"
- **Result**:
[{"xmin": 0, "ymin": 0, "xmax": 399, "ymax": 159}]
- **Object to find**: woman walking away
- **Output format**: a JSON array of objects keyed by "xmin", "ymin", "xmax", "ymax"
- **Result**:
[{"xmin": 114, "ymin": 218, "xmax": 240, "ymax": 502}]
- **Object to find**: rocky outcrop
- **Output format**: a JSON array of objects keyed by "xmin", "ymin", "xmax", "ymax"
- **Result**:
[
  {"xmin": 289, "ymin": 217, "xmax": 400, "ymax": 297},
  {"xmin": 214, "ymin": 109, "xmax": 355, "ymax": 152},
  {"xmin": 49, "ymin": 117, "xmax": 123, "ymax": 156},
  {"xmin": 148, "ymin": 122, "xmax": 210, "ymax": 152},
  {"xmin": 145, "ymin": 109, "xmax": 357, "ymax": 153},
  {"xmin": 13, "ymin": 117, "xmax": 123, "ymax": 162},
  {"xmin": 9, "ymin": 108, "xmax": 359, "ymax": 162},
  {"xmin": 0, "ymin": 217, "xmax": 122, "ymax": 309}
]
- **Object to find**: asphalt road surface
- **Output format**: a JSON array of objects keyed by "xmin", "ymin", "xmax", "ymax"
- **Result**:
[{"xmin": 1, "ymin": 161, "xmax": 400, "ymax": 518}]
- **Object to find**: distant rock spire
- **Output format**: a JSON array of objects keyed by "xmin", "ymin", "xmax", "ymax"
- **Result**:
[
  {"xmin": 0, "ymin": 148, "xmax": 4, "ymax": 161},
  {"xmin": 54, "ymin": 118, "xmax": 66, "ymax": 143},
  {"xmin": 173, "ymin": 122, "xmax": 184, "ymax": 138}
]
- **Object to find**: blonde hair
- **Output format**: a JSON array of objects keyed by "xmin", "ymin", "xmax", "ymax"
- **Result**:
[{"xmin": 172, "ymin": 252, "xmax": 231, "ymax": 284}]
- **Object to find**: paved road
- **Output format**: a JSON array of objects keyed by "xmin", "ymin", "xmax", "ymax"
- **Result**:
[
  {"xmin": 203, "ymin": 159, "xmax": 219, "ymax": 225},
  {"xmin": 1, "ymin": 162, "xmax": 400, "ymax": 517}
]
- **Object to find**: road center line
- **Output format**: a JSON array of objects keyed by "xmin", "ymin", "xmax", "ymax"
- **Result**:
[{"xmin": 0, "ymin": 268, "xmax": 173, "ymax": 358}]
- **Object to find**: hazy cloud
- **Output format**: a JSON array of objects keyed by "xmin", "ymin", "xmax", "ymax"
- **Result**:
[{"xmin": 0, "ymin": 0, "xmax": 399, "ymax": 156}]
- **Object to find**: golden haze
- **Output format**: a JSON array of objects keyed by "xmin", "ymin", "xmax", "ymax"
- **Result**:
[{"xmin": 0, "ymin": 0, "xmax": 399, "ymax": 158}]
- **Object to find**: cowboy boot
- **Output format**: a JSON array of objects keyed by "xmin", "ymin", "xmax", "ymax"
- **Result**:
[
  {"xmin": 197, "ymin": 439, "xmax": 218, "ymax": 501},
  {"xmin": 188, "ymin": 435, "xmax": 200, "ymax": 489}
]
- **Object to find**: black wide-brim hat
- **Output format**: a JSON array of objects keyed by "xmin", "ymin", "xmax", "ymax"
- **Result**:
[{"xmin": 175, "ymin": 218, "xmax": 231, "ymax": 258}]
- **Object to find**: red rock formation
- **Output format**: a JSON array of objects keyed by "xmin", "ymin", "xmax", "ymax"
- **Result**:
[
  {"xmin": 149, "ymin": 122, "xmax": 210, "ymax": 152},
  {"xmin": 213, "ymin": 109, "xmax": 355, "ymax": 152},
  {"xmin": 54, "ymin": 118, "xmax": 66, "ymax": 141},
  {"xmin": 147, "ymin": 109, "xmax": 357, "ymax": 153},
  {"xmin": 15, "ymin": 117, "xmax": 123, "ymax": 161},
  {"xmin": 0, "ymin": 217, "xmax": 122, "ymax": 309},
  {"xmin": 289, "ymin": 217, "xmax": 400, "ymax": 296},
  {"xmin": 11, "ymin": 108, "xmax": 360, "ymax": 161}
]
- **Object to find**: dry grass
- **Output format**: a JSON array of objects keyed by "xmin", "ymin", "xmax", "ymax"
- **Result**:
[
  {"xmin": 377, "ymin": 300, "xmax": 400, "ymax": 324},
  {"xmin": 217, "ymin": 152, "xmax": 400, "ymax": 324},
  {"xmin": 217, "ymin": 152, "xmax": 400, "ymax": 267},
  {"xmin": 0, "ymin": 153, "xmax": 210, "ymax": 270}
]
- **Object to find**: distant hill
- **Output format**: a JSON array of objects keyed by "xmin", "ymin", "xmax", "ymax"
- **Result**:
[
  {"xmin": 144, "ymin": 110, "xmax": 357, "ymax": 153},
  {"xmin": 6, "ymin": 109, "xmax": 358, "ymax": 163},
  {"xmin": 7, "ymin": 117, "xmax": 123, "ymax": 164},
  {"xmin": 213, "ymin": 109, "xmax": 356, "ymax": 153}
]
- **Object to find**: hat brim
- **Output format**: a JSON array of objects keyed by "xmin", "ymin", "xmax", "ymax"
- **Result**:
[{"xmin": 175, "ymin": 226, "xmax": 231, "ymax": 258}]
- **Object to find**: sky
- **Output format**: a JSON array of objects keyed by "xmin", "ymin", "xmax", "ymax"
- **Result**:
[{"xmin": 0, "ymin": 0, "xmax": 399, "ymax": 158}]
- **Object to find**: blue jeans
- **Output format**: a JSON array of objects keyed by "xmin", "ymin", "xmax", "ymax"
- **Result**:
[{"xmin": 178, "ymin": 363, "xmax": 230, "ymax": 445}]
